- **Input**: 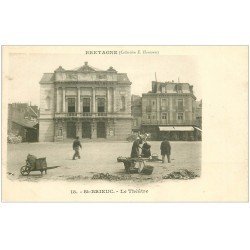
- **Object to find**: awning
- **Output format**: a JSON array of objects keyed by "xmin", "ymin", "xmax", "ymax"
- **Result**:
[
  {"xmin": 194, "ymin": 126, "xmax": 202, "ymax": 132},
  {"xmin": 159, "ymin": 126, "xmax": 194, "ymax": 132},
  {"xmin": 159, "ymin": 126, "xmax": 175, "ymax": 131},
  {"xmin": 12, "ymin": 119, "xmax": 38, "ymax": 129}
]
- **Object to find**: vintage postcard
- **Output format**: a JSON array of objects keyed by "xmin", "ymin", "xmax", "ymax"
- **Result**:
[{"xmin": 1, "ymin": 45, "xmax": 248, "ymax": 202}]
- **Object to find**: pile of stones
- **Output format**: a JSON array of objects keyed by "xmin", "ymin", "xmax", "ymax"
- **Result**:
[
  {"xmin": 163, "ymin": 169, "xmax": 199, "ymax": 180},
  {"xmin": 92, "ymin": 173, "xmax": 131, "ymax": 181}
]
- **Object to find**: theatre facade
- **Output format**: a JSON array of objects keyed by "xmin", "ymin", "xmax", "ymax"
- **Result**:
[{"xmin": 39, "ymin": 62, "xmax": 132, "ymax": 142}]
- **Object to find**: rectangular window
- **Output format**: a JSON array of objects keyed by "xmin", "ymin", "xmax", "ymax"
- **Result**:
[
  {"xmin": 82, "ymin": 98, "xmax": 91, "ymax": 113},
  {"xmin": 178, "ymin": 99, "xmax": 183, "ymax": 110},
  {"xmin": 176, "ymin": 84, "xmax": 182, "ymax": 93},
  {"xmin": 161, "ymin": 98, "xmax": 167, "ymax": 110},
  {"xmin": 162, "ymin": 113, "xmax": 167, "ymax": 119},
  {"xmin": 97, "ymin": 98, "xmax": 105, "ymax": 113},
  {"xmin": 147, "ymin": 115, "xmax": 151, "ymax": 119},
  {"xmin": 178, "ymin": 113, "xmax": 183, "ymax": 120},
  {"xmin": 161, "ymin": 86, "xmax": 166, "ymax": 93},
  {"xmin": 68, "ymin": 98, "xmax": 76, "ymax": 113}
]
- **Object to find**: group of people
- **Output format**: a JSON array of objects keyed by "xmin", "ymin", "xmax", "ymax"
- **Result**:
[
  {"xmin": 72, "ymin": 135, "xmax": 171, "ymax": 163},
  {"xmin": 130, "ymin": 136, "xmax": 171, "ymax": 163}
]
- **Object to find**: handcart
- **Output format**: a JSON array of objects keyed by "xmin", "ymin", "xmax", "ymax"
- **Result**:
[
  {"xmin": 20, "ymin": 154, "xmax": 60, "ymax": 176},
  {"xmin": 117, "ymin": 157, "xmax": 154, "ymax": 175}
]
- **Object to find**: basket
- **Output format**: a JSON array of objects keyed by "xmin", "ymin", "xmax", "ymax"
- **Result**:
[
  {"xmin": 140, "ymin": 165, "xmax": 154, "ymax": 175},
  {"xmin": 124, "ymin": 159, "xmax": 138, "ymax": 173},
  {"xmin": 117, "ymin": 156, "xmax": 128, "ymax": 162},
  {"xmin": 151, "ymin": 153, "xmax": 158, "ymax": 161}
]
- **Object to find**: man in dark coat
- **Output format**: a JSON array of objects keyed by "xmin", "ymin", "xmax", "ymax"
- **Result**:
[
  {"xmin": 141, "ymin": 141, "xmax": 151, "ymax": 158},
  {"xmin": 130, "ymin": 137, "xmax": 143, "ymax": 158},
  {"xmin": 160, "ymin": 137, "xmax": 171, "ymax": 163},
  {"xmin": 72, "ymin": 136, "xmax": 82, "ymax": 160}
]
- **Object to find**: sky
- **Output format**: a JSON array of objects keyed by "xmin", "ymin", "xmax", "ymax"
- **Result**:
[{"xmin": 5, "ymin": 52, "xmax": 202, "ymax": 107}]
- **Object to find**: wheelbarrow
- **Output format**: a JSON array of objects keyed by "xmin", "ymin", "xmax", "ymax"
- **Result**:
[{"xmin": 20, "ymin": 154, "xmax": 60, "ymax": 176}]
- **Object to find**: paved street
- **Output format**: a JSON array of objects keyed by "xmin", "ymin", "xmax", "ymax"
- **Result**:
[{"xmin": 7, "ymin": 141, "xmax": 201, "ymax": 182}]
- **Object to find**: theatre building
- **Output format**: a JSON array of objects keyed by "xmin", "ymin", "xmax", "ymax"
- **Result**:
[
  {"xmin": 141, "ymin": 80, "xmax": 200, "ymax": 140},
  {"xmin": 39, "ymin": 62, "xmax": 132, "ymax": 142}
]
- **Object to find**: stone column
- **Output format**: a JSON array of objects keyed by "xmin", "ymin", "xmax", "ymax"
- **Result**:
[
  {"xmin": 156, "ymin": 97, "xmax": 160, "ymax": 123},
  {"xmin": 56, "ymin": 87, "xmax": 60, "ymax": 113},
  {"xmin": 91, "ymin": 120, "xmax": 97, "ymax": 139},
  {"xmin": 76, "ymin": 120, "xmax": 81, "ymax": 137},
  {"xmin": 77, "ymin": 87, "xmax": 81, "ymax": 113},
  {"xmin": 106, "ymin": 87, "xmax": 109, "ymax": 113},
  {"xmin": 62, "ymin": 87, "xmax": 66, "ymax": 112},
  {"xmin": 92, "ymin": 87, "xmax": 96, "ymax": 113},
  {"xmin": 113, "ymin": 87, "xmax": 116, "ymax": 113},
  {"xmin": 169, "ymin": 97, "xmax": 173, "ymax": 122}
]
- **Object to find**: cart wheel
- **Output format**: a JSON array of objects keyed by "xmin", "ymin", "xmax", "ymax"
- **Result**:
[{"xmin": 20, "ymin": 166, "xmax": 30, "ymax": 176}]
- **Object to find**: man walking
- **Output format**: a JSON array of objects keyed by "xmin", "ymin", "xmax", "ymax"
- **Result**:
[
  {"xmin": 160, "ymin": 137, "xmax": 171, "ymax": 163},
  {"xmin": 72, "ymin": 136, "xmax": 82, "ymax": 160}
]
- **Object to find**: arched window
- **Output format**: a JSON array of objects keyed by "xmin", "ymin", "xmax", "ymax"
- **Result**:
[
  {"xmin": 45, "ymin": 96, "xmax": 51, "ymax": 110},
  {"xmin": 121, "ymin": 96, "xmax": 125, "ymax": 111}
]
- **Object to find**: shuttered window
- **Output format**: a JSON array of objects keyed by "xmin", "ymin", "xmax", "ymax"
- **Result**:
[
  {"xmin": 68, "ymin": 98, "xmax": 75, "ymax": 113},
  {"xmin": 97, "ymin": 98, "xmax": 105, "ymax": 113},
  {"xmin": 82, "ymin": 98, "xmax": 90, "ymax": 113}
]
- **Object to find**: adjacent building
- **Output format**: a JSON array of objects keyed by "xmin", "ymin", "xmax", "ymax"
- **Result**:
[
  {"xmin": 141, "ymin": 80, "xmax": 199, "ymax": 140},
  {"xmin": 194, "ymin": 100, "xmax": 202, "ymax": 140},
  {"xmin": 8, "ymin": 103, "xmax": 39, "ymax": 142},
  {"xmin": 39, "ymin": 62, "xmax": 132, "ymax": 142},
  {"xmin": 195, "ymin": 100, "xmax": 202, "ymax": 129},
  {"xmin": 131, "ymin": 95, "xmax": 142, "ymax": 133}
]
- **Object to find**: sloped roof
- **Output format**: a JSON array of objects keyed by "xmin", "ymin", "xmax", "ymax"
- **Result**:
[
  {"xmin": 117, "ymin": 73, "xmax": 130, "ymax": 83},
  {"xmin": 25, "ymin": 106, "xmax": 38, "ymax": 117},
  {"xmin": 40, "ymin": 73, "xmax": 54, "ymax": 83},
  {"xmin": 12, "ymin": 118, "xmax": 38, "ymax": 129},
  {"xmin": 196, "ymin": 100, "xmax": 202, "ymax": 108},
  {"xmin": 152, "ymin": 81, "xmax": 193, "ymax": 94}
]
